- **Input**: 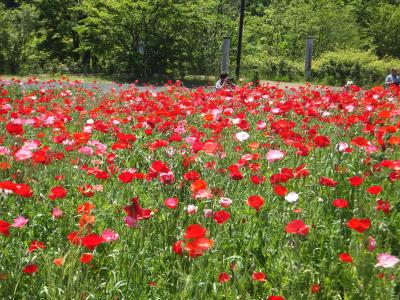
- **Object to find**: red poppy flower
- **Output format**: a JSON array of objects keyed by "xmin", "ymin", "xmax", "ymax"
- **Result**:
[
  {"xmin": 339, "ymin": 252, "xmax": 353, "ymax": 263},
  {"xmin": 267, "ymin": 296, "xmax": 285, "ymax": 300},
  {"xmin": 311, "ymin": 284, "xmax": 321, "ymax": 293},
  {"xmin": 376, "ymin": 200, "xmax": 390, "ymax": 214},
  {"xmin": 22, "ymin": 264, "xmax": 38, "ymax": 274},
  {"xmin": 213, "ymin": 210, "xmax": 230, "ymax": 224},
  {"xmin": 32, "ymin": 149, "xmax": 48, "ymax": 164},
  {"xmin": 348, "ymin": 176, "xmax": 363, "ymax": 186},
  {"xmin": 169, "ymin": 132, "xmax": 182, "ymax": 142},
  {"xmin": 273, "ymin": 185, "xmax": 288, "ymax": 196},
  {"xmin": 332, "ymin": 198, "xmax": 349, "ymax": 208},
  {"xmin": 150, "ymin": 160, "xmax": 169, "ymax": 173},
  {"xmin": 80, "ymin": 253, "xmax": 93, "ymax": 264},
  {"xmin": 185, "ymin": 236, "xmax": 214, "ymax": 252},
  {"xmin": 218, "ymin": 272, "xmax": 231, "ymax": 283},
  {"xmin": 251, "ymin": 271, "xmax": 267, "ymax": 282},
  {"xmin": 285, "ymin": 219, "xmax": 309, "ymax": 235},
  {"xmin": 203, "ymin": 142, "xmax": 218, "ymax": 155},
  {"xmin": 0, "ymin": 220, "xmax": 11, "ymax": 237},
  {"xmin": 28, "ymin": 240, "xmax": 45, "ymax": 253},
  {"xmin": 228, "ymin": 165, "xmax": 244, "ymax": 180},
  {"xmin": 367, "ymin": 185, "xmax": 383, "ymax": 195},
  {"xmin": 14, "ymin": 183, "xmax": 33, "ymax": 198},
  {"xmin": 347, "ymin": 218, "xmax": 370, "ymax": 233},
  {"xmin": 77, "ymin": 201, "xmax": 95, "ymax": 214},
  {"xmin": 184, "ymin": 224, "xmax": 206, "ymax": 239},
  {"xmin": 250, "ymin": 175, "xmax": 265, "ymax": 184},
  {"xmin": 67, "ymin": 231, "xmax": 82, "ymax": 245},
  {"xmin": 6, "ymin": 123, "xmax": 24, "ymax": 135},
  {"xmin": 247, "ymin": 195, "xmax": 265, "ymax": 211},
  {"xmin": 314, "ymin": 135, "xmax": 330, "ymax": 148},
  {"xmin": 82, "ymin": 234, "xmax": 104, "ymax": 251},
  {"xmin": 77, "ymin": 185, "xmax": 95, "ymax": 197},
  {"xmin": 191, "ymin": 179, "xmax": 207, "ymax": 193},
  {"xmin": 124, "ymin": 196, "xmax": 152, "ymax": 221},
  {"xmin": 118, "ymin": 171, "xmax": 134, "ymax": 183},
  {"xmin": 351, "ymin": 136, "xmax": 370, "ymax": 147},
  {"xmin": 79, "ymin": 213, "xmax": 95, "ymax": 229},
  {"xmin": 172, "ymin": 240, "xmax": 183, "ymax": 255},
  {"xmin": 183, "ymin": 170, "xmax": 200, "ymax": 182},
  {"xmin": 319, "ymin": 177, "xmax": 338, "ymax": 187},
  {"xmin": 48, "ymin": 186, "xmax": 67, "ymax": 200},
  {"xmin": 270, "ymin": 171, "xmax": 293, "ymax": 184},
  {"xmin": 53, "ymin": 257, "xmax": 64, "ymax": 267}
]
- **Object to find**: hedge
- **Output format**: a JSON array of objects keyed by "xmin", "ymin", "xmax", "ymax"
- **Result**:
[{"xmin": 242, "ymin": 50, "xmax": 400, "ymax": 87}]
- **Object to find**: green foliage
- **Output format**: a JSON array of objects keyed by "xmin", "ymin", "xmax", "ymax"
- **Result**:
[
  {"xmin": 242, "ymin": 56, "xmax": 303, "ymax": 82},
  {"xmin": 0, "ymin": 3, "xmax": 40, "ymax": 74},
  {"xmin": 369, "ymin": 3, "xmax": 400, "ymax": 59},
  {"xmin": 0, "ymin": 0, "xmax": 400, "ymax": 85},
  {"xmin": 313, "ymin": 50, "xmax": 378, "ymax": 85},
  {"xmin": 361, "ymin": 58, "xmax": 400, "ymax": 86},
  {"xmin": 313, "ymin": 50, "xmax": 400, "ymax": 86}
]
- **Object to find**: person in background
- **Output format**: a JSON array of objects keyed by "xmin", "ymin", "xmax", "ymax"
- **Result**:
[
  {"xmin": 344, "ymin": 80, "xmax": 353, "ymax": 92},
  {"xmin": 385, "ymin": 68, "xmax": 399, "ymax": 88},
  {"xmin": 216, "ymin": 72, "xmax": 236, "ymax": 90}
]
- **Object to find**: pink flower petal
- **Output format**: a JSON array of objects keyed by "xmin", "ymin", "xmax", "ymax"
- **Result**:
[
  {"xmin": 266, "ymin": 150, "xmax": 285, "ymax": 163},
  {"xmin": 375, "ymin": 253, "xmax": 400, "ymax": 268},
  {"xmin": 101, "ymin": 229, "xmax": 119, "ymax": 242},
  {"xmin": 12, "ymin": 216, "xmax": 29, "ymax": 228}
]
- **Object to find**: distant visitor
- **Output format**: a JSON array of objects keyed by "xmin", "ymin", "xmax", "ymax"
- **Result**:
[
  {"xmin": 216, "ymin": 73, "xmax": 236, "ymax": 90},
  {"xmin": 385, "ymin": 68, "xmax": 399, "ymax": 88}
]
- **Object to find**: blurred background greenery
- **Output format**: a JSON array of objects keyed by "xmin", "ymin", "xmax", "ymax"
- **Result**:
[{"xmin": 1, "ymin": 0, "xmax": 399, "ymax": 86}]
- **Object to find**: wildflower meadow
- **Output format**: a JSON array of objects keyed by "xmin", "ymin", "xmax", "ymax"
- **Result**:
[{"xmin": 0, "ymin": 78, "xmax": 399, "ymax": 299}]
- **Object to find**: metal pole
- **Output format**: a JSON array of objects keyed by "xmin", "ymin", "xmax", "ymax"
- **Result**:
[
  {"xmin": 304, "ymin": 36, "xmax": 313, "ymax": 81},
  {"xmin": 235, "ymin": 0, "xmax": 245, "ymax": 80},
  {"xmin": 221, "ymin": 37, "xmax": 231, "ymax": 73}
]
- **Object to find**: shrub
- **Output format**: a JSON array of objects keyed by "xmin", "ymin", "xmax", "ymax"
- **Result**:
[
  {"xmin": 313, "ymin": 50, "xmax": 377, "ymax": 86},
  {"xmin": 242, "ymin": 56, "xmax": 302, "ymax": 82},
  {"xmin": 313, "ymin": 50, "xmax": 400, "ymax": 87}
]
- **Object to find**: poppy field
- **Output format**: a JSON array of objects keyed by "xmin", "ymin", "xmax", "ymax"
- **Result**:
[{"xmin": 0, "ymin": 78, "xmax": 400, "ymax": 299}]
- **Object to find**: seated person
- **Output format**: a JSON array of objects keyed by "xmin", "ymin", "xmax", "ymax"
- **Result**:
[
  {"xmin": 216, "ymin": 73, "xmax": 236, "ymax": 90},
  {"xmin": 385, "ymin": 68, "xmax": 399, "ymax": 88}
]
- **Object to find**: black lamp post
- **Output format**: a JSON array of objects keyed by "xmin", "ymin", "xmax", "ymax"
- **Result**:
[{"xmin": 235, "ymin": 0, "xmax": 245, "ymax": 80}]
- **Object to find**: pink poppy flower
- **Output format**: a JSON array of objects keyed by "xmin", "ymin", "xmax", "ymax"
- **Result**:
[
  {"xmin": 203, "ymin": 208, "xmax": 213, "ymax": 218},
  {"xmin": 368, "ymin": 237, "xmax": 376, "ymax": 252},
  {"xmin": 0, "ymin": 146, "xmax": 10, "ymax": 156},
  {"xmin": 12, "ymin": 216, "xmax": 29, "ymax": 228},
  {"xmin": 266, "ymin": 150, "xmax": 285, "ymax": 163},
  {"xmin": 164, "ymin": 197, "xmax": 179, "ymax": 209},
  {"xmin": 101, "ymin": 229, "xmax": 119, "ymax": 242},
  {"xmin": 235, "ymin": 131, "xmax": 249, "ymax": 142},
  {"xmin": 15, "ymin": 148, "xmax": 33, "ymax": 161},
  {"xmin": 78, "ymin": 146, "xmax": 94, "ymax": 156},
  {"xmin": 375, "ymin": 253, "xmax": 399, "ymax": 268},
  {"xmin": 187, "ymin": 204, "xmax": 198, "ymax": 215},
  {"xmin": 219, "ymin": 197, "xmax": 233, "ymax": 208},
  {"xmin": 52, "ymin": 207, "xmax": 63, "ymax": 219}
]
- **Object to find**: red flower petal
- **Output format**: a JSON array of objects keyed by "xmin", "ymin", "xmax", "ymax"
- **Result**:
[
  {"xmin": 347, "ymin": 218, "xmax": 370, "ymax": 233},
  {"xmin": 285, "ymin": 219, "xmax": 309, "ymax": 235},
  {"xmin": 184, "ymin": 224, "xmax": 206, "ymax": 239}
]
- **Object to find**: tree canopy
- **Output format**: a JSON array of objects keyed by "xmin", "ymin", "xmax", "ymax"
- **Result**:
[{"xmin": 0, "ymin": 0, "xmax": 399, "ymax": 78}]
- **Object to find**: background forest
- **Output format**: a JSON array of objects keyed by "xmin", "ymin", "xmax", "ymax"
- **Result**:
[{"xmin": 1, "ymin": 0, "xmax": 400, "ymax": 85}]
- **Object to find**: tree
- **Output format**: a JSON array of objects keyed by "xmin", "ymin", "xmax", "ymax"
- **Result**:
[
  {"xmin": 0, "ymin": 3, "xmax": 39, "ymax": 74},
  {"xmin": 369, "ymin": 3, "xmax": 400, "ymax": 58}
]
